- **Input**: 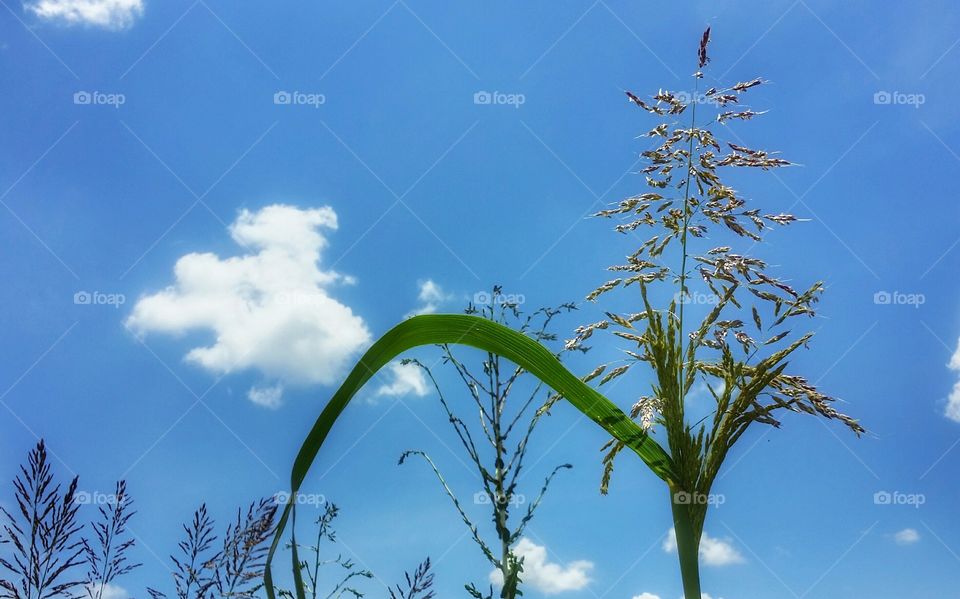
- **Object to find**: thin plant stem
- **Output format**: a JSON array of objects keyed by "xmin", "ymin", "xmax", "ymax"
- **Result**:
[{"xmin": 677, "ymin": 77, "xmax": 700, "ymax": 405}]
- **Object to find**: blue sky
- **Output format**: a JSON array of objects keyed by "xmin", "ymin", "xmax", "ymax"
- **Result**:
[{"xmin": 1, "ymin": 1, "xmax": 959, "ymax": 598}]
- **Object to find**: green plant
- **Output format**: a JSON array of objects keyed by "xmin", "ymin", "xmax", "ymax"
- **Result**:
[
  {"xmin": 567, "ymin": 26, "xmax": 863, "ymax": 595},
  {"xmin": 276, "ymin": 503, "xmax": 371, "ymax": 599},
  {"xmin": 264, "ymin": 29, "xmax": 862, "ymax": 599},
  {"xmin": 263, "ymin": 313, "xmax": 672, "ymax": 599},
  {"xmin": 398, "ymin": 292, "xmax": 574, "ymax": 598}
]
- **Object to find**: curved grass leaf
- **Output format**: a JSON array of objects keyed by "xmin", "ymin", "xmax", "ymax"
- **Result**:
[{"xmin": 264, "ymin": 314, "xmax": 676, "ymax": 599}]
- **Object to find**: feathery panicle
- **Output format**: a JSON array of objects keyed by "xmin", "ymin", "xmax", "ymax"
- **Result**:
[
  {"xmin": 83, "ymin": 481, "xmax": 140, "ymax": 599},
  {"xmin": 388, "ymin": 558, "xmax": 435, "ymax": 599},
  {"xmin": 579, "ymin": 27, "xmax": 863, "ymax": 540},
  {"xmin": 215, "ymin": 499, "xmax": 277, "ymax": 599},
  {"xmin": 698, "ymin": 26, "xmax": 711, "ymax": 69},
  {"xmin": 0, "ymin": 440, "xmax": 85, "ymax": 599}
]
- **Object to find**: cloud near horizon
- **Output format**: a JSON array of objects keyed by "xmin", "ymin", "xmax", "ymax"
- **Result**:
[
  {"xmin": 84, "ymin": 583, "xmax": 129, "ymax": 599},
  {"xmin": 663, "ymin": 528, "xmax": 745, "ymax": 567},
  {"xmin": 490, "ymin": 538, "xmax": 592, "ymax": 594},
  {"xmin": 632, "ymin": 594, "xmax": 721, "ymax": 599}
]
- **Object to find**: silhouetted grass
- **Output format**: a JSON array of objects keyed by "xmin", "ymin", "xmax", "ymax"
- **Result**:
[{"xmin": 0, "ymin": 440, "xmax": 84, "ymax": 599}]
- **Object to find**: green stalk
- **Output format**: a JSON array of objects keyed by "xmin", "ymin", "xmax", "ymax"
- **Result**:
[
  {"xmin": 673, "ymin": 77, "xmax": 703, "ymax": 599},
  {"xmin": 669, "ymin": 487, "xmax": 702, "ymax": 599}
]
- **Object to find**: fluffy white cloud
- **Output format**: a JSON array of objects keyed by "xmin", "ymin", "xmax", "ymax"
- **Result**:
[
  {"xmin": 25, "ymin": 0, "xmax": 144, "ymax": 29},
  {"xmin": 946, "ymin": 341, "xmax": 960, "ymax": 422},
  {"xmin": 374, "ymin": 361, "xmax": 429, "ymax": 399},
  {"xmin": 490, "ymin": 538, "xmax": 592, "ymax": 594},
  {"xmin": 127, "ymin": 205, "xmax": 372, "ymax": 406},
  {"xmin": 663, "ymin": 528, "xmax": 744, "ymax": 566},
  {"xmin": 405, "ymin": 279, "xmax": 451, "ymax": 317},
  {"xmin": 894, "ymin": 528, "xmax": 920, "ymax": 545}
]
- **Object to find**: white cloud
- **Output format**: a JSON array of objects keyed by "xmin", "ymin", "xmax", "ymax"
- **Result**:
[
  {"xmin": 663, "ymin": 528, "xmax": 744, "ymax": 566},
  {"xmin": 85, "ymin": 583, "xmax": 129, "ymax": 599},
  {"xmin": 25, "ymin": 0, "xmax": 144, "ymax": 29},
  {"xmin": 947, "ymin": 382, "xmax": 960, "ymax": 422},
  {"xmin": 490, "ymin": 538, "xmax": 592, "ymax": 594},
  {"xmin": 127, "ymin": 204, "xmax": 372, "ymax": 405},
  {"xmin": 946, "ymin": 341, "xmax": 960, "ymax": 422},
  {"xmin": 405, "ymin": 279, "xmax": 451, "ymax": 317},
  {"xmin": 634, "ymin": 593, "xmax": 722, "ymax": 599},
  {"xmin": 247, "ymin": 384, "xmax": 283, "ymax": 409},
  {"xmin": 894, "ymin": 528, "xmax": 920, "ymax": 545},
  {"xmin": 374, "ymin": 361, "xmax": 429, "ymax": 399}
]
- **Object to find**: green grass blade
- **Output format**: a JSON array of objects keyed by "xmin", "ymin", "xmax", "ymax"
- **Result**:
[{"xmin": 264, "ymin": 314, "xmax": 676, "ymax": 599}]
